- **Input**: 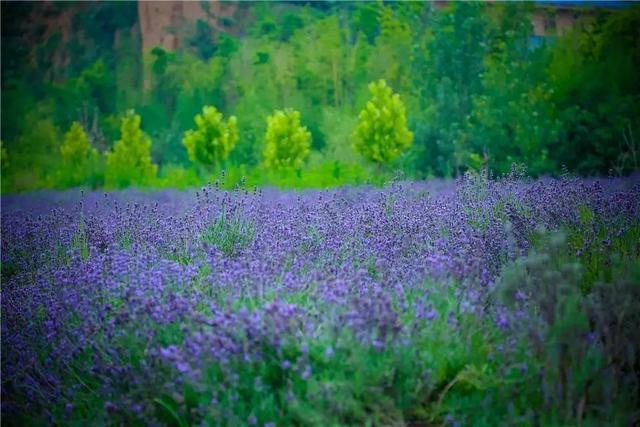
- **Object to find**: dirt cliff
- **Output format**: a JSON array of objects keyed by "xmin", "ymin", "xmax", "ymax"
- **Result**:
[{"xmin": 138, "ymin": 1, "xmax": 246, "ymax": 53}]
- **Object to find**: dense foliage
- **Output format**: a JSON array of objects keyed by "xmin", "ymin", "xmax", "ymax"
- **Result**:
[
  {"xmin": 105, "ymin": 111, "xmax": 157, "ymax": 189},
  {"xmin": 263, "ymin": 108, "xmax": 311, "ymax": 170},
  {"xmin": 2, "ymin": 172, "xmax": 639, "ymax": 425},
  {"xmin": 1, "ymin": 3, "xmax": 638, "ymax": 193},
  {"xmin": 56, "ymin": 122, "xmax": 101, "ymax": 188},
  {"xmin": 353, "ymin": 79, "xmax": 413, "ymax": 165},
  {"xmin": 182, "ymin": 105, "xmax": 238, "ymax": 171}
]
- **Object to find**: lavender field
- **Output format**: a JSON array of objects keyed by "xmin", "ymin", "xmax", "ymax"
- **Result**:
[{"xmin": 2, "ymin": 172, "xmax": 640, "ymax": 426}]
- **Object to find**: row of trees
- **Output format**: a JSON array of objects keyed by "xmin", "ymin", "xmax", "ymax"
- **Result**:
[
  {"xmin": 55, "ymin": 80, "xmax": 412, "ymax": 188},
  {"xmin": 2, "ymin": 2, "xmax": 638, "ymax": 192}
]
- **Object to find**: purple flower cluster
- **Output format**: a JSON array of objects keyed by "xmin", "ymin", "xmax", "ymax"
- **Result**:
[{"xmin": 1, "ymin": 172, "xmax": 638, "ymax": 423}]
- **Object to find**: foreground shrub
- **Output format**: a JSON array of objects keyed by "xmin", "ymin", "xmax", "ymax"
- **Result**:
[{"xmin": 495, "ymin": 230, "xmax": 640, "ymax": 424}]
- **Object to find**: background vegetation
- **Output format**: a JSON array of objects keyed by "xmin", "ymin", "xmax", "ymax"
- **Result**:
[{"xmin": 1, "ymin": 2, "xmax": 639, "ymax": 192}]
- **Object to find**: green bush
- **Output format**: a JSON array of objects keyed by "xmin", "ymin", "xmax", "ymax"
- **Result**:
[
  {"xmin": 182, "ymin": 105, "xmax": 238, "ymax": 171},
  {"xmin": 495, "ymin": 228, "xmax": 640, "ymax": 423},
  {"xmin": 6, "ymin": 116, "xmax": 61, "ymax": 192},
  {"xmin": 353, "ymin": 79, "xmax": 413, "ymax": 165},
  {"xmin": 105, "ymin": 110, "xmax": 157, "ymax": 188},
  {"xmin": 56, "ymin": 122, "xmax": 101, "ymax": 188},
  {"xmin": 263, "ymin": 108, "xmax": 311, "ymax": 170}
]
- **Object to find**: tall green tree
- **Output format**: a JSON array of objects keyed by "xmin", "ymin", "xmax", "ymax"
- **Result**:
[
  {"xmin": 263, "ymin": 108, "xmax": 311, "ymax": 170},
  {"xmin": 411, "ymin": 2, "xmax": 487, "ymax": 176},
  {"xmin": 353, "ymin": 79, "xmax": 413, "ymax": 165},
  {"xmin": 547, "ymin": 6, "xmax": 640, "ymax": 174},
  {"xmin": 470, "ymin": 3, "xmax": 558, "ymax": 175},
  {"xmin": 57, "ymin": 122, "xmax": 101, "ymax": 188},
  {"xmin": 369, "ymin": 5, "xmax": 414, "ymax": 96},
  {"xmin": 292, "ymin": 15, "xmax": 347, "ymax": 108},
  {"xmin": 105, "ymin": 110, "xmax": 157, "ymax": 188},
  {"xmin": 182, "ymin": 105, "xmax": 238, "ymax": 172}
]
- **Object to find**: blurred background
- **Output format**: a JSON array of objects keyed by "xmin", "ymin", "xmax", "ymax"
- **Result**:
[{"xmin": 1, "ymin": 1, "xmax": 638, "ymax": 193}]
